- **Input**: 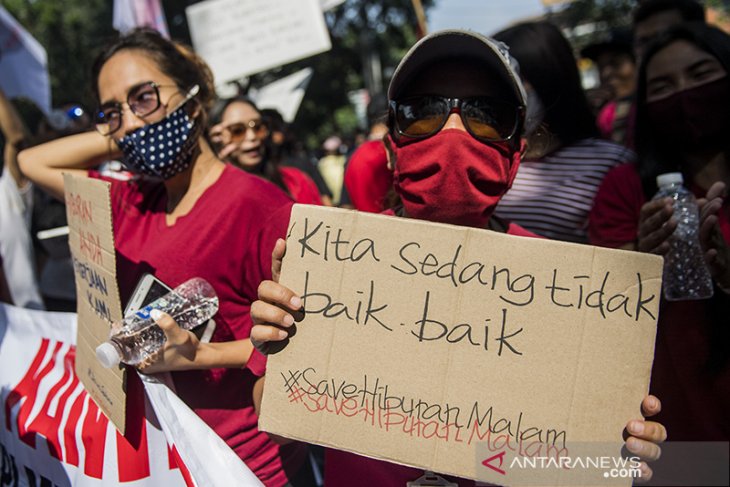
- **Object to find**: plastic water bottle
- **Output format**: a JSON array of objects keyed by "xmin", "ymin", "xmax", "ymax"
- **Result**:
[
  {"xmin": 96, "ymin": 278, "xmax": 218, "ymax": 368},
  {"xmin": 653, "ymin": 173, "xmax": 714, "ymax": 301}
]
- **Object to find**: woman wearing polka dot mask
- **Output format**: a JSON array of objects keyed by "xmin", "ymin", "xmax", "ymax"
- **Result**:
[
  {"xmin": 111, "ymin": 82, "xmax": 201, "ymax": 179},
  {"xmin": 19, "ymin": 29, "xmax": 313, "ymax": 486}
]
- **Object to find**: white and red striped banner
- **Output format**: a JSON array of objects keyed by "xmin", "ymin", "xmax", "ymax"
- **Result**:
[{"xmin": 0, "ymin": 303, "xmax": 261, "ymax": 486}]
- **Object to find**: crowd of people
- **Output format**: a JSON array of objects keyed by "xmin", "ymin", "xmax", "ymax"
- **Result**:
[{"xmin": 1, "ymin": 0, "xmax": 728, "ymax": 485}]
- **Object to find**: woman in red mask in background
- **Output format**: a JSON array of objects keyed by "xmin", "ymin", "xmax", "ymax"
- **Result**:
[
  {"xmin": 246, "ymin": 30, "xmax": 668, "ymax": 486},
  {"xmin": 142, "ymin": 30, "xmax": 668, "ymax": 486},
  {"xmin": 590, "ymin": 23, "xmax": 730, "ymax": 443}
]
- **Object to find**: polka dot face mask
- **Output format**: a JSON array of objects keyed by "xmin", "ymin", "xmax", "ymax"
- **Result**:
[{"xmin": 116, "ymin": 86, "xmax": 201, "ymax": 180}]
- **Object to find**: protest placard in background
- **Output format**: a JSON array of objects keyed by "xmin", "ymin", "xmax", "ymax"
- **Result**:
[
  {"xmin": 320, "ymin": 0, "xmax": 345, "ymax": 11},
  {"xmin": 186, "ymin": 0, "xmax": 331, "ymax": 84},
  {"xmin": 260, "ymin": 205, "xmax": 662, "ymax": 485},
  {"xmin": 250, "ymin": 68, "xmax": 313, "ymax": 123},
  {"xmin": 64, "ymin": 174, "xmax": 126, "ymax": 434}
]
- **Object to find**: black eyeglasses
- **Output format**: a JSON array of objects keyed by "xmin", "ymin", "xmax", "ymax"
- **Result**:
[
  {"xmin": 94, "ymin": 81, "xmax": 178, "ymax": 135},
  {"xmin": 390, "ymin": 96, "xmax": 524, "ymax": 145}
]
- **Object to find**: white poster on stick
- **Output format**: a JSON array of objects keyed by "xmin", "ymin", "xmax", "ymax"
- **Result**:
[{"xmin": 186, "ymin": 0, "xmax": 331, "ymax": 84}]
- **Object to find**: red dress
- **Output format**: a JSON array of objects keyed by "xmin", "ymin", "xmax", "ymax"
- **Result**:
[
  {"xmin": 590, "ymin": 163, "xmax": 730, "ymax": 442},
  {"xmin": 344, "ymin": 140, "xmax": 393, "ymax": 213},
  {"xmin": 91, "ymin": 164, "xmax": 305, "ymax": 486}
]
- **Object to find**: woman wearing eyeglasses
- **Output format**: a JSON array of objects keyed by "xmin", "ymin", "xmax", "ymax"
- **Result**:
[
  {"xmin": 141, "ymin": 29, "xmax": 667, "ymax": 486},
  {"xmin": 209, "ymin": 96, "xmax": 322, "ymax": 205},
  {"xmin": 18, "ymin": 29, "xmax": 314, "ymax": 486}
]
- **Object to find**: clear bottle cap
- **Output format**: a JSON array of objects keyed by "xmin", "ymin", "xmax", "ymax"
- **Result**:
[
  {"xmin": 656, "ymin": 172, "xmax": 683, "ymax": 188},
  {"xmin": 96, "ymin": 342, "xmax": 121, "ymax": 368}
]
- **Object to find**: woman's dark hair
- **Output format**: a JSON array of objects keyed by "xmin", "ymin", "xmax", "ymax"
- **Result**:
[
  {"xmin": 493, "ymin": 21, "xmax": 598, "ymax": 148},
  {"xmin": 633, "ymin": 0, "xmax": 705, "ymax": 25},
  {"xmin": 635, "ymin": 22, "xmax": 730, "ymax": 196},
  {"xmin": 91, "ymin": 28, "xmax": 216, "ymax": 129},
  {"xmin": 209, "ymin": 95, "xmax": 287, "ymax": 194}
]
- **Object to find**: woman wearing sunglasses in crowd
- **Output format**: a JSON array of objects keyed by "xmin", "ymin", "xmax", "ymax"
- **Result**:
[
  {"xmin": 491, "ymin": 21, "xmax": 635, "ymax": 243},
  {"xmin": 18, "ymin": 29, "xmax": 315, "ymax": 486},
  {"xmin": 144, "ymin": 30, "xmax": 668, "ymax": 485},
  {"xmin": 590, "ymin": 23, "xmax": 730, "ymax": 443},
  {"xmin": 209, "ymin": 96, "xmax": 322, "ymax": 205}
]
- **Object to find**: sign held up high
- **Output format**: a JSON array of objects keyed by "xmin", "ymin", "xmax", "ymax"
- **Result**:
[
  {"xmin": 186, "ymin": 0, "xmax": 331, "ymax": 84},
  {"xmin": 260, "ymin": 205, "xmax": 662, "ymax": 486}
]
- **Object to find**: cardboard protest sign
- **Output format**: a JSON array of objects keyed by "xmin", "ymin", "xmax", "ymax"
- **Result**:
[
  {"xmin": 260, "ymin": 205, "xmax": 662, "ymax": 485},
  {"xmin": 186, "ymin": 0, "xmax": 331, "ymax": 84},
  {"xmin": 64, "ymin": 174, "xmax": 126, "ymax": 434}
]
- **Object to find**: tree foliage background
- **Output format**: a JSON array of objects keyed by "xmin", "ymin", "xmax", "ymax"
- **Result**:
[
  {"xmin": 3, "ymin": 0, "xmax": 433, "ymax": 149},
  {"xmin": 4, "ymin": 0, "xmax": 725, "ymax": 148}
]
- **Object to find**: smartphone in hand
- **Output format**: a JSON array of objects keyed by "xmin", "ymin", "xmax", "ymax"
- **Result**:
[{"xmin": 125, "ymin": 273, "xmax": 216, "ymax": 343}]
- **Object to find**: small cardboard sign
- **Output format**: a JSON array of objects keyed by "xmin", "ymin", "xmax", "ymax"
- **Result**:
[
  {"xmin": 186, "ymin": 0, "xmax": 331, "ymax": 84},
  {"xmin": 260, "ymin": 205, "xmax": 663, "ymax": 485},
  {"xmin": 65, "ymin": 174, "xmax": 126, "ymax": 434}
]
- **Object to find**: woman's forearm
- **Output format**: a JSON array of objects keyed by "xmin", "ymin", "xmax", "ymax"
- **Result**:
[
  {"xmin": 195, "ymin": 338, "xmax": 255, "ymax": 369},
  {"xmin": 18, "ymin": 131, "xmax": 120, "ymax": 201}
]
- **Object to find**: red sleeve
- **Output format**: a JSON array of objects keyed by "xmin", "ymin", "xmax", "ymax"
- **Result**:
[
  {"xmin": 344, "ymin": 140, "xmax": 393, "ymax": 213},
  {"xmin": 588, "ymin": 163, "xmax": 646, "ymax": 248},
  {"xmin": 279, "ymin": 167, "xmax": 322, "ymax": 205},
  {"xmin": 243, "ymin": 201, "xmax": 293, "ymax": 376},
  {"xmin": 506, "ymin": 222, "xmax": 542, "ymax": 238}
]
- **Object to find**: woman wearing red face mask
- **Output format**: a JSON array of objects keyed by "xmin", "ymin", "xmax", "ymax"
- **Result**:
[
  {"xmin": 140, "ymin": 30, "xmax": 668, "ymax": 485},
  {"xmin": 590, "ymin": 23, "xmax": 730, "ymax": 443}
]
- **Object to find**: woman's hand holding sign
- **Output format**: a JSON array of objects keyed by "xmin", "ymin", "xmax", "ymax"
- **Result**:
[{"xmin": 251, "ymin": 238, "xmax": 304, "ymax": 355}]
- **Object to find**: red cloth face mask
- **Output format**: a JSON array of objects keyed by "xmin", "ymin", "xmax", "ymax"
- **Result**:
[
  {"xmin": 647, "ymin": 77, "xmax": 730, "ymax": 151},
  {"xmin": 388, "ymin": 129, "xmax": 521, "ymax": 228}
]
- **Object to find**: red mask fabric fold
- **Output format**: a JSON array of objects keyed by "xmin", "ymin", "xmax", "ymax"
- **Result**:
[{"xmin": 389, "ymin": 129, "xmax": 520, "ymax": 228}]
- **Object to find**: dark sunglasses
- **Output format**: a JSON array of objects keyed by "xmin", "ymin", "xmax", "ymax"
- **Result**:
[
  {"xmin": 390, "ymin": 96, "xmax": 524, "ymax": 145},
  {"xmin": 94, "ymin": 81, "xmax": 177, "ymax": 135},
  {"xmin": 224, "ymin": 119, "xmax": 269, "ymax": 142}
]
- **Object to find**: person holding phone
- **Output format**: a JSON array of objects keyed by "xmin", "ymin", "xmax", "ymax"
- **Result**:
[
  {"xmin": 143, "ymin": 30, "xmax": 668, "ymax": 485},
  {"xmin": 18, "ymin": 29, "xmax": 312, "ymax": 486}
]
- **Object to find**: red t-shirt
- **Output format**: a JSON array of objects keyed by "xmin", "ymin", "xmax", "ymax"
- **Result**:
[
  {"xmin": 280, "ymin": 166, "xmax": 322, "ymax": 205},
  {"xmin": 589, "ymin": 163, "xmax": 730, "ymax": 246},
  {"xmin": 325, "ymin": 218, "xmax": 539, "ymax": 487},
  {"xmin": 344, "ymin": 140, "xmax": 393, "ymax": 213},
  {"xmin": 91, "ymin": 164, "xmax": 305, "ymax": 486},
  {"xmin": 589, "ymin": 163, "xmax": 730, "ymax": 442}
]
